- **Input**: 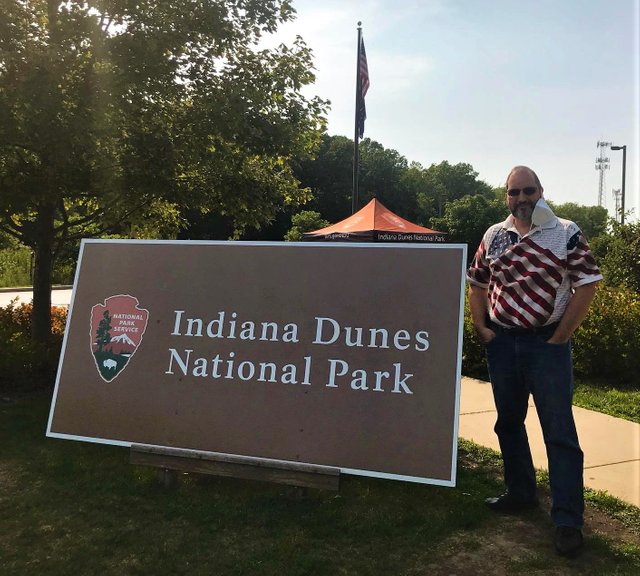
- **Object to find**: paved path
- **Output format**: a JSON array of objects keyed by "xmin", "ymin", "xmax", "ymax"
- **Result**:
[
  {"xmin": 459, "ymin": 376, "xmax": 640, "ymax": 507},
  {"xmin": 1, "ymin": 288, "xmax": 637, "ymax": 506},
  {"xmin": 0, "ymin": 286, "xmax": 73, "ymax": 308}
]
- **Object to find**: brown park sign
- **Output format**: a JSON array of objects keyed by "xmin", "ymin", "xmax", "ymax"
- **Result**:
[{"xmin": 47, "ymin": 240, "xmax": 467, "ymax": 486}]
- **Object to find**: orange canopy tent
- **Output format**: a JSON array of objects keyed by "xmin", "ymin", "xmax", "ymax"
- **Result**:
[{"xmin": 303, "ymin": 198, "xmax": 446, "ymax": 243}]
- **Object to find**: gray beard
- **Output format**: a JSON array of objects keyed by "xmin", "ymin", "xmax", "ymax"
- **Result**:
[{"xmin": 511, "ymin": 203, "xmax": 534, "ymax": 222}]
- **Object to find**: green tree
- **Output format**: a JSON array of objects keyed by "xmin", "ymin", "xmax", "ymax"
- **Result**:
[
  {"xmin": 293, "ymin": 135, "xmax": 415, "ymax": 225},
  {"xmin": 401, "ymin": 161, "xmax": 436, "ymax": 225},
  {"xmin": 591, "ymin": 221, "xmax": 640, "ymax": 293},
  {"xmin": 547, "ymin": 202, "xmax": 608, "ymax": 240},
  {"xmin": 293, "ymin": 134, "xmax": 353, "ymax": 225},
  {"xmin": 358, "ymin": 138, "xmax": 415, "ymax": 217},
  {"xmin": 295, "ymin": 135, "xmax": 425, "ymax": 225},
  {"xmin": 0, "ymin": 0, "xmax": 327, "ymax": 343},
  {"xmin": 422, "ymin": 161, "xmax": 495, "ymax": 218},
  {"xmin": 292, "ymin": 136, "xmax": 496, "ymax": 234},
  {"xmin": 285, "ymin": 211, "xmax": 329, "ymax": 241}
]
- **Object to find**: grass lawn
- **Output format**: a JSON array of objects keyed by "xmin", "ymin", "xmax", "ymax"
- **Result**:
[
  {"xmin": 1, "ymin": 390, "xmax": 639, "ymax": 575},
  {"xmin": 573, "ymin": 380, "xmax": 640, "ymax": 424}
]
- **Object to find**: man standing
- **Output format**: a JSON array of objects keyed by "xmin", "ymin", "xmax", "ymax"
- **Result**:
[{"xmin": 467, "ymin": 166, "xmax": 602, "ymax": 557}]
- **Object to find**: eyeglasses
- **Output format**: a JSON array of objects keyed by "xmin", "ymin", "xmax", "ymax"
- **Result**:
[{"xmin": 507, "ymin": 187, "xmax": 538, "ymax": 197}]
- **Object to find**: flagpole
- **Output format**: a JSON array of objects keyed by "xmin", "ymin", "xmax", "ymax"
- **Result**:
[{"xmin": 352, "ymin": 22, "xmax": 362, "ymax": 214}]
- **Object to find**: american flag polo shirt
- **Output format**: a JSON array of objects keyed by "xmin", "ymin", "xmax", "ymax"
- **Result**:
[{"xmin": 467, "ymin": 214, "xmax": 603, "ymax": 328}]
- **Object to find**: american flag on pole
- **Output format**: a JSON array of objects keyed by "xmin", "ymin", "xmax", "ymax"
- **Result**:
[{"xmin": 357, "ymin": 37, "xmax": 369, "ymax": 138}]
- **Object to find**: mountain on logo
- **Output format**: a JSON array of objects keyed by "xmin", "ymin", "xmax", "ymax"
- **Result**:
[
  {"xmin": 106, "ymin": 332, "xmax": 136, "ymax": 355},
  {"xmin": 111, "ymin": 333, "xmax": 136, "ymax": 346}
]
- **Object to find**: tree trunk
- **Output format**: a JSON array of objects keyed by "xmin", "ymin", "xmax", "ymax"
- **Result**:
[{"xmin": 31, "ymin": 204, "xmax": 56, "ymax": 344}]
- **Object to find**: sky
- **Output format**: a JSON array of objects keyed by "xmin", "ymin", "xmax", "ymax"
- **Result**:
[{"xmin": 267, "ymin": 0, "xmax": 639, "ymax": 221}]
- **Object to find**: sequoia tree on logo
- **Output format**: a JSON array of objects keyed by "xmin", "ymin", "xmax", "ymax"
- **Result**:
[{"xmin": 90, "ymin": 295, "xmax": 149, "ymax": 382}]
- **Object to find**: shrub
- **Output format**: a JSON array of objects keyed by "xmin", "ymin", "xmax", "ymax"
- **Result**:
[
  {"xmin": 461, "ymin": 297, "xmax": 489, "ymax": 380},
  {"xmin": 0, "ymin": 301, "xmax": 68, "ymax": 393},
  {"xmin": 0, "ymin": 246, "xmax": 76, "ymax": 288},
  {"xmin": 285, "ymin": 211, "xmax": 330, "ymax": 241},
  {"xmin": 0, "ymin": 247, "xmax": 32, "ymax": 287},
  {"xmin": 591, "ymin": 221, "xmax": 640, "ymax": 293},
  {"xmin": 572, "ymin": 286, "xmax": 640, "ymax": 386}
]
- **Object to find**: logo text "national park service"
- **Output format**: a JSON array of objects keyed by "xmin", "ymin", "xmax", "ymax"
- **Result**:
[{"xmin": 90, "ymin": 295, "xmax": 149, "ymax": 382}]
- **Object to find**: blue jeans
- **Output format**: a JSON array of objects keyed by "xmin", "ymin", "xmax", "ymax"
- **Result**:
[{"xmin": 486, "ymin": 329, "xmax": 584, "ymax": 528}]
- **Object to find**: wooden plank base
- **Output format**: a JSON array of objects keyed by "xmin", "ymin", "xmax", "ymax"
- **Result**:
[{"xmin": 130, "ymin": 445, "xmax": 340, "ymax": 491}]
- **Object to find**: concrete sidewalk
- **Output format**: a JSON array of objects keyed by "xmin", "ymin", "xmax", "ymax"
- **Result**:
[
  {"xmin": 459, "ymin": 376, "xmax": 640, "ymax": 507},
  {"xmin": 0, "ymin": 286, "xmax": 72, "ymax": 308}
]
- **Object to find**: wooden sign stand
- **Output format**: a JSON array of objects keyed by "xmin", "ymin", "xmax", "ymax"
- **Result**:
[{"xmin": 130, "ymin": 444, "xmax": 341, "ymax": 492}]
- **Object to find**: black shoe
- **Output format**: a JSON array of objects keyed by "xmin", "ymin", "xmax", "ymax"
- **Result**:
[
  {"xmin": 555, "ymin": 526, "xmax": 583, "ymax": 557},
  {"xmin": 484, "ymin": 492, "xmax": 539, "ymax": 513}
]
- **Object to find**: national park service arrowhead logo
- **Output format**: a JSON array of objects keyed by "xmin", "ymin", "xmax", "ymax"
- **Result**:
[{"xmin": 90, "ymin": 295, "xmax": 149, "ymax": 382}]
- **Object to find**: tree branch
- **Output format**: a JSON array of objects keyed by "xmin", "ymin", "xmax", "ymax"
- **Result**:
[
  {"xmin": 55, "ymin": 198, "xmax": 153, "ymax": 243},
  {"xmin": 53, "ymin": 202, "xmax": 111, "ymax": 234},
  {"xmin": 0, "ymin": 217, "xmax": 27, "ymax": 245},
  {"xmin": 0, "ymin": 142, "xmax": 41, "ymax": 156}
]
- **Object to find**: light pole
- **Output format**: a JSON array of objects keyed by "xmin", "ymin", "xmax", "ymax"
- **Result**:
[{"xmin": 610, "ymin": 145, "xmax": 627, "ymax": 224}]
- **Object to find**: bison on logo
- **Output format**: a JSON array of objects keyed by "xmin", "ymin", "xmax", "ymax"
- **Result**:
[{"xmin": 90, "ymin": 295, "xmax": 149, "ymax": 382}]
